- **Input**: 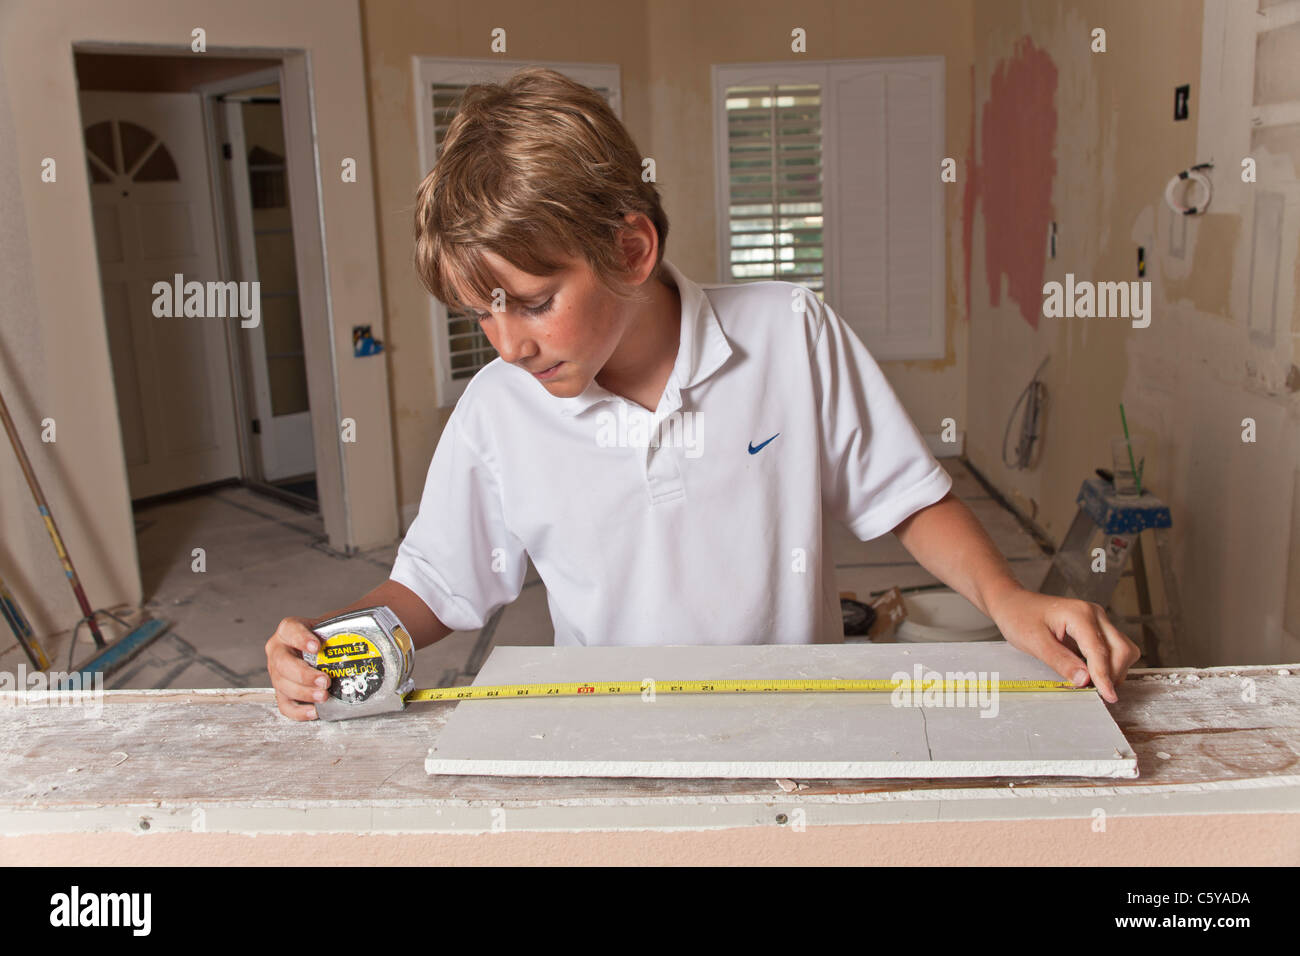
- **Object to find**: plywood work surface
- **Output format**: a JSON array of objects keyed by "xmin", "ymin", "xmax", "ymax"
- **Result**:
[
  {"xmin": 0, "ymin": 657, "xmax": 1297, "ymax": 832},
  {"xmin": 426, "ymin": 645, "xmax": 1137, "ymax": 779}
]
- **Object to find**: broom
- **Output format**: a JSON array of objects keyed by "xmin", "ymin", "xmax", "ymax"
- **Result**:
[{"xmin": 0, "ymin": 383, "xmax": 169, "ymax": 682}]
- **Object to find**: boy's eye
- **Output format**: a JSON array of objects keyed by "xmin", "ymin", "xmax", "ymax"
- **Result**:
[{"xmin": 469, "ymin": 297, "xmax": 552, "ymax": 320}]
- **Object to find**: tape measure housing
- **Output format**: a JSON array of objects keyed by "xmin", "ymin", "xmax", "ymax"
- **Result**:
[{"xmin": 305, "ymin": 606, "xmax": 414, "ymax": 720}]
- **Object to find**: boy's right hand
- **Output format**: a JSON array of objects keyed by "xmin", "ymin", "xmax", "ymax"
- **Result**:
[{"xmin": 265, "ymin": 616, "xmax": 329, "ymax": 720}]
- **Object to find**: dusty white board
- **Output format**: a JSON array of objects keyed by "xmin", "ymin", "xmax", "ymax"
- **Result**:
[{"xmin": 425, "ymin": 644, "xmax": 1139, "ymax": 779}]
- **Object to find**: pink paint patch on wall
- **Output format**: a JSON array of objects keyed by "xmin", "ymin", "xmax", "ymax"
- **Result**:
[{"xmin": 978, "ymin": 37, "xmax": 1057, "ymax": 330}]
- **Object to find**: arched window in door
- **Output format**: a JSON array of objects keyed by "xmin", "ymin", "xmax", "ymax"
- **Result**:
[{"xmin": 84, "ymin": 119, "xmax": 180, "ymax": 185}]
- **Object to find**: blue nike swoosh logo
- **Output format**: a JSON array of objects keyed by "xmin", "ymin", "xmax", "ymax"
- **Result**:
[{"xmin": 748, "ymin": 433, "xmax": 780, "ymax": 454}]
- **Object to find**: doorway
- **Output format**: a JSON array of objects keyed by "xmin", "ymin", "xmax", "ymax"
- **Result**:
[
  {"xmin": 80, "ymin": 86, "xmax": 242, "ymax": 499},
  {"xmin": 76, "ymin": 51, "xmax": 318, "ymax": 510},
  {"xmin": 209, "ymin": 71, "xmax": 317, "ymax": 507}
]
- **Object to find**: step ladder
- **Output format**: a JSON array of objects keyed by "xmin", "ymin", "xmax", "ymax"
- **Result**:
[{"xmin": 1039, "ymin": 477, "xmax": 1182, "ymax": 666}]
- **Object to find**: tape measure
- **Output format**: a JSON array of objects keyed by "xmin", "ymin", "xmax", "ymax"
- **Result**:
[
  {"xmin": 306, "ymin": 607, "xmax": 1084, "ymax": 721},
  {"xmin": 406, "ymin": 678, "xmax": 1080, "ymax": 702},
  {"xmin": 304, "ymin": 606, "xmax": 416, "ymax": 720}
]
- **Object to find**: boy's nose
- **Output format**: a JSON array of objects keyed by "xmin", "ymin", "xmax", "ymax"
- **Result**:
[{"xmin": 490, "ymin": 314, "xmax": 536, "ymax": 365}]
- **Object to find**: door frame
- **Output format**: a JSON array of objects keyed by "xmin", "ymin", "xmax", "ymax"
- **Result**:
[
  {"xmin": 199, "ymin": 64, "xmax": 320, "ymax": 490},
  {"xmin": 217, "ymin": 89, "xmax": 318, "ymax": 487},
  {"xmin": 197, "ymin": 64, "xmax": 281, "ymax": 490},
  {"xmin": 73, "ymin": 43, "xmax": 351, "ymax": 550}
]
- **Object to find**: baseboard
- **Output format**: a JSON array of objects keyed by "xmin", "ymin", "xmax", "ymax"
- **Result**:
[
  {"xmin": 959, "ymin": 456, "xmax": 1057, "ymax": 557},
  {"xmin": 400, "ymin": 502, "xmax": 420, "ymax": 536},
  {"xmin": 924, "ymin": 431, "xmax": 965, "ymax": 458}
]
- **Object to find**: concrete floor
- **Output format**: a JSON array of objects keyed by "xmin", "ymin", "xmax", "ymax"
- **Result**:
[{"xmin": 7, "ymin": 459, "xmax": 1057, "ymax": 690}]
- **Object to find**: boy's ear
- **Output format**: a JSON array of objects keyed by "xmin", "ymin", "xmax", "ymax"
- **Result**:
[{"xmin": 618, "ymin": 212, "xmax": 658, "ymax": 282}]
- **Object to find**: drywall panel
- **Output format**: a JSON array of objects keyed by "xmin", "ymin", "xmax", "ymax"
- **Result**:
[{"xmin": 426, "ymin": 644, "xmax": 1137, "ymax": 779}]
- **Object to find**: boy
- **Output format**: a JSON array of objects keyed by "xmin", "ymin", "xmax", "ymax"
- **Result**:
[{"xmin": 265, "ymin": 67, "xmax": 1138, "ymax": 720}]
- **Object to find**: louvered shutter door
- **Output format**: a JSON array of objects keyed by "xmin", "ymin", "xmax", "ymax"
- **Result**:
[
  {"xmin": 724, "ymin": 84, "xmax": 825, "ymax": 295},
  {"xmin": 430, "ymin": 84, "xmax": 498, "ymax": 384},
  {"xmin": 828, "ymin": 63, "xmax": 943, "ymax": 359},
  {"xmin": 717, "ymin": 60, "xmax": 944, "ymax": 360}
]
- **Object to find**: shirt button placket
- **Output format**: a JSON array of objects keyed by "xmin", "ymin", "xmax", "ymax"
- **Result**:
[{"xmin": 645, "ymin": 397, "xmax": 685, "ymax": 504}]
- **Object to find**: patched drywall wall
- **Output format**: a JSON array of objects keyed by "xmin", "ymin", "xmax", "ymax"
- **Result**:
[
  {"xmin": 965, "ymin": 0, "xmax": 1300, "ymax": 666},
  {"xmin": 977, "ymin": 37, "xmax": 1058, "ymax": 331}
]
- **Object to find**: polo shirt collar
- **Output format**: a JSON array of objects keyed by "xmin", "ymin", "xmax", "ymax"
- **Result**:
[{"xmin": 552, "ymin": 258, "xmax": 732, "ymax": 417}]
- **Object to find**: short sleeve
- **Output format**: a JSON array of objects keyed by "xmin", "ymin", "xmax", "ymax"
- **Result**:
[
  {"xmin": 389, "ymin": 412, "xmax": 528, "ymax": 631},
  {"xmin": 809, "ymin": 296, "xmax": 953, "ymax": 540}
]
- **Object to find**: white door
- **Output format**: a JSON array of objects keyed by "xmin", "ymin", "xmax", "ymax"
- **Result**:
[
  {"xmin": 81, "ymin": 91, "xmax": 241, "ymax": 499},
  {"xmin": 219, "ymin": 90, "xmax": 315, "ymax": 481}
]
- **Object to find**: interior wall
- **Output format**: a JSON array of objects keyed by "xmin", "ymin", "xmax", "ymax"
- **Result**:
[
  {"xmin": 0, "ymin": 0, "xmax": 396, "ymax": 640},
  {"xmin": 361, "ymin": 0, "xmax": 974, "ymax": 529},
  {"xmin": 0, "ymin": 50, "xmax": 69, "ymax": 648},
  {"xmin": 2, "ymin": 814, "xmax": 1294, "ymax": 865},
  {"xmin": 965, "ymin": 0, "xmax": 1300, "ymax": 665}
]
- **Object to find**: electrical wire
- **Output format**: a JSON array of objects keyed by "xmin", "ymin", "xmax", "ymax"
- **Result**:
[
  {"xmin": 1164, "ymin": 162, "xmax": 1214, "ymax": 216},
  {"xmin": 1002, "ymin": 356, "xmax": 1049, "ymax": 470}
]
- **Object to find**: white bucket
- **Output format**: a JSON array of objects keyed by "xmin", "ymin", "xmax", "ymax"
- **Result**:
[{"xmin": 895, "ymin": 590, "xmax": 1002, "ymax": 643}]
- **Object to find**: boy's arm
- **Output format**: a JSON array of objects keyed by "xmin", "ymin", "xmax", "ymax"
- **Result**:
[
  {"xmin": 890, "ymin": 492, "xmax": 1139, "ymax": 702},
  {"xmin": 302, "ymin": 578, "xmax": 453, "ymax": 650}
]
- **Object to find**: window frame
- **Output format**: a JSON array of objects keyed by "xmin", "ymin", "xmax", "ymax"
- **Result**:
[{"xmin": 712, "ymin": 58, "xmax": 946, "ymax": 360}]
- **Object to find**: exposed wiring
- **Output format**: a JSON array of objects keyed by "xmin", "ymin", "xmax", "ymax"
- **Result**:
[
  {"xmin": 1003, "ymin": 356, "xmax": 1049, "ymax": 470},
  {"xmin": 1164, "ymin": 162, "xmax": 1214, "ymax": 216}
]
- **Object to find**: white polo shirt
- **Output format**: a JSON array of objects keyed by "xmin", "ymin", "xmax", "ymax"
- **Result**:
[{"xmin": 391, "ymin": 258, "xmax": 952, "ymax": 645}]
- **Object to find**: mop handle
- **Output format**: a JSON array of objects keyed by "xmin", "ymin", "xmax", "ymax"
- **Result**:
[{"xmin": 0, "ymin": 387, "xmax": 106, "ymax": 647}]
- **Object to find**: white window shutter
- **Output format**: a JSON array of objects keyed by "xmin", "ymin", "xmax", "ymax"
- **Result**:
[
  {"xmin": 429, "ymin": 84, "xmax": 498, "ymax": 390},
  {"xmin": 827, "ymin": 69, "xmax": 887, "ymax": 339},
  {"xmin": 826, "ymin": 61, "xmax": 944, "ymax": 359},
  {"xmin": 722, "ymin": 82, "xmax": 825, "ymax": 293},
  {"xmin": 716, "ymin": 59, "xmax": 945, "ymax": 360}
]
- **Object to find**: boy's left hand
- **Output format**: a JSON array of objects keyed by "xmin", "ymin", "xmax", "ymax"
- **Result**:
[{"xmin": 986, "ymin": 588, "xmax": 1141, "ymax": 703}]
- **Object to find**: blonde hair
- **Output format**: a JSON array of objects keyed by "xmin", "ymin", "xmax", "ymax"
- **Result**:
[{"xmin": 413, "ymin": 67, "xmax": 670, "ymax": 313}]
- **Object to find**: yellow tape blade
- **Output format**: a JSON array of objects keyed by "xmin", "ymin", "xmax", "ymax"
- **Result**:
[{"xmin": 405, "ymin": 678, "xmax": 1085, "ymax": 703}]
